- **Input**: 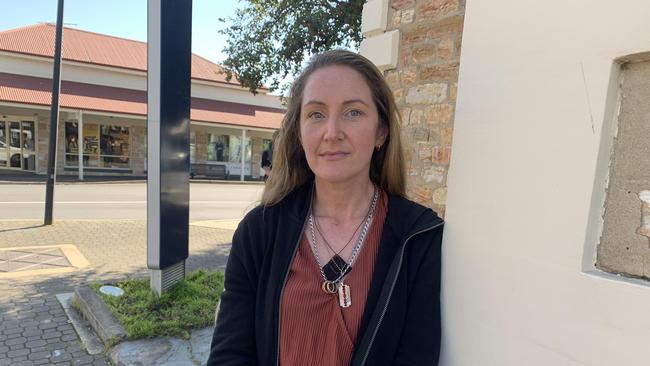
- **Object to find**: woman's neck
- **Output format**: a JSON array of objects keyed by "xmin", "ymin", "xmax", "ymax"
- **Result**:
[{"xmin": 312, "ymin": 177, "xmax": 375, "ymax": 222}]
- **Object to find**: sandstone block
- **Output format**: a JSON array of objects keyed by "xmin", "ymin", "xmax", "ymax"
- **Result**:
[
  {"xmin": 441, "ymin": 127, "xmax": 454, "ymax": 146},
  {"xmin": 398, "ymin": 107, "xmax": 411, "ymax": 124},
  {"xmin": 423, "ymin": 166, "xmax": 447, "ymax": 184},
  {"xmin": 393, "ymin": 88, "xmax": 404, "ymax": 103},
  {"xmin": 450, "ymin": 82, "xmax": 458, "ymax": 101},
  {"xmin": 431, "ymin": 146, "xmax": 451, "ymax": 164},
  {"xmin": 424, "ymin": 104, "xmax": 454, "ymax": 124},
  {"xmin": 420, "ymin": 63, "xmax": 459, "ymax": 80},
  {"xmin": 437, "ymin": 37, "xmax": 454, "ymax": 60},
  {"xmin": 384, "ymin": 70, "xmax": 400, "ymax": 86},
  {"xmin": 417, "ymin": 0, "xmax": 459, "ymax": 22},
  {"xmin": 418, "ymin": 143, "xmax": 433, "ymax": 162},
  {"xmin": 392, "ymin": 0, "xmax": 415, "ymax": 10},
  {"xmin": 432, "ymin": 186, "xmax": 448, "ymax": 205},
  {"xmin": 400, "ymin": 67, "xmax": 418, "ymax": 86},
  {"xmin": 406, "ymin": 83, "xmax": 448, "ymax": 104},
  {"xmin": 412, "ymin": 45, "xmax": 436, "ymax": 63},
  {"xmin": 401, "ymin": 8, "xmax": 415, "ymax": 23},
  {"xmin": 409, "ymin": 108, "xmax": 424, "ymax": 124}
]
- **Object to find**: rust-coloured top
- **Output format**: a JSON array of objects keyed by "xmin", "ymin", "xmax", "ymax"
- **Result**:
[{"xmin": 279, "ymin": 191, "xmax": 388, "ymax": 366}]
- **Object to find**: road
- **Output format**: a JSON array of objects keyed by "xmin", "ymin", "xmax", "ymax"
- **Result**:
[{"xmin": 0, "ymin": 182, "xmax": 264, "ymax": 220}]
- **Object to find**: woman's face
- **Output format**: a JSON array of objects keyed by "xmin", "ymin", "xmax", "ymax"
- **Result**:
[{"xmin": 299, "ymin": 65, "xmax": 387, "ymax": 185}]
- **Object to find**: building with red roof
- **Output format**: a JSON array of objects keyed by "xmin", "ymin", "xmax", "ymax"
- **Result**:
[{"xmin": 0, "ymin": 23, "xmax": 284, "ymax": 179}]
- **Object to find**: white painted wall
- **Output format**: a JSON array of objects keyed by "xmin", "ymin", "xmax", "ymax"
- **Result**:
[
  {"xmin": 0, "ymin": 52, "xmax": 283, "ymax": 109},
  {"xmin": 443, "ymin": 0, "xmax": 650, "ymax": 365}
]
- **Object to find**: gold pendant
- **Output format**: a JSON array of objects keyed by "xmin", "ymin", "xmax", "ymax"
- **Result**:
[
  {"xmin": 322, "ymin": 280, "xmax": 337, "ymax": 294},
  {"xmin": 338, "ymin": 282, "xmax": 351, "ymax": 308}
]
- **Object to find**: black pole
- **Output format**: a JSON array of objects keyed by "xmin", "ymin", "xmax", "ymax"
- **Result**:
[{"xmin": 44, "ymin": 0, "xmax": 65, "ymax": 225}]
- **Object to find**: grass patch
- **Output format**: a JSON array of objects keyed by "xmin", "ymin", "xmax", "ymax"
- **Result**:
[{"xmin": 92, "ymin": 269, "xmax": 224, "ymax": 340}]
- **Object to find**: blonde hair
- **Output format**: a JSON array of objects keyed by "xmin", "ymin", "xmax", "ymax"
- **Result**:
[{"xmin": 262, "ymin": 50, "xmax": 405, "ymax": 206}]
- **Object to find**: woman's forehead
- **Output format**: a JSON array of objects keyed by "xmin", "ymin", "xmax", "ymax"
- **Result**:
[{"xmin": 301, "ymin": 65, "xmax": 373, "ymax": 106}]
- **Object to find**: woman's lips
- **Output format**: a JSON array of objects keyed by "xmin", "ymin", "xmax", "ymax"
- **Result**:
[{"xmin": 320, "ymin": 152, "xmax": 348, "ymax": 161}]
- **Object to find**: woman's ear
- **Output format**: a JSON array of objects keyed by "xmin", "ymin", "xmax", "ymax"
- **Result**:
[{"xmin": 376, "ymin": 125, "xmax": 388, "ymax": 148}]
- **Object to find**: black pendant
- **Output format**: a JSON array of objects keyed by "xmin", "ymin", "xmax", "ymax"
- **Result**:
[{"xmin": 323, "ymin": 255, "xmax": 351, "ymax": 281}]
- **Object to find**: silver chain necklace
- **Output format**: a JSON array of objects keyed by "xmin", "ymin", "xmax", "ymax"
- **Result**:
[{"xmin": 307, "ymin": 185, "xmax": 379, "ymax": 308}]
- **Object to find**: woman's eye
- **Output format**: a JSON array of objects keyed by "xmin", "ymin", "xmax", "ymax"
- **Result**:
[
  {"xmin": 346, "ymin": 109, "xmax": 363, "ymax": 118},
  {"xmin": 308, "ymin": 111, "xmax": 325, "ymax": 119}
]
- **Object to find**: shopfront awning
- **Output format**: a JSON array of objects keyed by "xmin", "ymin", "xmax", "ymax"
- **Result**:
[{"xmin": 0, "ymin": 72, "xmax": 284, "ymax": 130}]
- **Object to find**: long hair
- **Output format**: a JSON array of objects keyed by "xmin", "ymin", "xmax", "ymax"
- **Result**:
[{"xmin": 261, "ymin": 49, "xmax": 405, "ymax": 206}]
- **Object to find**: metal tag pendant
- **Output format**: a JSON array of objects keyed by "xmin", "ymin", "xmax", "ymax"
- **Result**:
[{"xmin": 338, "ymin": 283, "xmax": 352, "ymax": 308}]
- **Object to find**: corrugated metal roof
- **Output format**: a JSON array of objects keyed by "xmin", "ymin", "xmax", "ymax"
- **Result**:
[
  {"xmin": 0, "ymin": 72, "xmax": 283, "ymax": 130},
  {"xmin": 0, "ymin": 23, "xmax": 239, "ymax": 86}
]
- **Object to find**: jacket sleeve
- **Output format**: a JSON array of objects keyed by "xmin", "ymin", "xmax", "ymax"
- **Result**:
[
  {"xmin": 207, "ymin": 215, "xmax": 260, "ymax": 366},
  {"xmin": 393, "ymin": 224, "xmax": 444, "ymax": 366}
]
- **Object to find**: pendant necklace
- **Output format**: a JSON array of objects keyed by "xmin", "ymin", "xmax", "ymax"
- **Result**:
[
  {"xmin": 314, "ymin": 212, "xmax": 365, "ymax": 275},
  {"xmin": 308, "ymin": 185, "xmax": 379, "ymax": 308}
]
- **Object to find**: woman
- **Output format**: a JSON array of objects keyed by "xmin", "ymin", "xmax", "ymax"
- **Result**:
[{"xmin": 208, "ymin": 50, "xmax": 444, "ymax": 366}]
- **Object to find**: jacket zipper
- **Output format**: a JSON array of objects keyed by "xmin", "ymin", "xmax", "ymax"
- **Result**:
[
  {"xmin": 275, "ymin": 233, "xmax": 302, "ymax": 366},
  {"xmin": 275, "ymin": 189, "xmax": 314, "ymax": 366},
  {"xmin": 359, "ymin": 221, "xmax": 444, "ymax": 366}
]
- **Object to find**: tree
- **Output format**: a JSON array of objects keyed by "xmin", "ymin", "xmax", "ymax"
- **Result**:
[{"xmin": 219, "ymin": 0, "xmax": 365, "ymax": 94}]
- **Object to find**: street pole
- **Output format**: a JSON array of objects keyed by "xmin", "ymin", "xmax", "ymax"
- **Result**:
[
  {"xmin": 44, "ymin": 0, "xmax": 65, "ymax": 226},
  {"xmin": 147, "ymin": 0, "xmax": 193, "ymax": 295}
]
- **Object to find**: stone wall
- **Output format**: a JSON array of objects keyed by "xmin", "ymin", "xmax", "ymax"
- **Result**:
[
  {"xmin": 596, "ymin": 59, "xmax": 650, "ymax": 279},
  {"xmin": 384, "ymin": 0, "xmax": 465, "ymax": 217}
]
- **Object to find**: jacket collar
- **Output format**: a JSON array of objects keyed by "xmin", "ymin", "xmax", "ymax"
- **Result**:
[{"xmin": 279, "ymin": 179, "xmax": 443, "ymax": 241}]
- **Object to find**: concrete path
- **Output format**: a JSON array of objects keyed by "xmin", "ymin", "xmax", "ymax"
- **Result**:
[{"xmin": 0, "ymin": 219, "xmax": 235, "ymax": 365}]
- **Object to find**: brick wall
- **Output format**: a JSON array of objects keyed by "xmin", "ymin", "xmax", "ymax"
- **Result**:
[
  {"xmin": 131, "ymin": 124, "xmax": 146, "ymax": 175},
  {"xmin": 194, "ymin": 130, "xmax": 208, "ymax": 163},
  {"xmin": 385, "ymin": 0, "xmax": 465, "ymax": 217}
]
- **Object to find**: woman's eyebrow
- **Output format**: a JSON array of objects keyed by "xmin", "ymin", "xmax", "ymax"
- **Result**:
[{"xmin": 303, "ymin": 99, "xmax": 369, "ymax": 107}]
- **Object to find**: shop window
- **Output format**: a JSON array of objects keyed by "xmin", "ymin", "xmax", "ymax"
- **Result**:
[
  {"xmin": 229, "ymin": 135, "xmax": 252, "ymax": 164},
  {"xmin": 65, "ymin": 122, "xmax": 130, "ymax": 169},
  {"xmin": 207, "ymin": 134, "xmax": 229, "ymax": 162},
  {"xmin": 262, "ymin": 138, "xmax": 272, "ymax": 153}
]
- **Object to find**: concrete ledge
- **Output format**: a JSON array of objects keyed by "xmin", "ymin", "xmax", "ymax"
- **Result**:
[{"xmin": 73, "ymin": 286, "xmax": 127, "ymax": 346}]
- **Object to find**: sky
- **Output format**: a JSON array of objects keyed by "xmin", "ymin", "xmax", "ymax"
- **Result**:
[{"xmin": 0, "ymin": 0, "xmax": 241, "ymax": 64}]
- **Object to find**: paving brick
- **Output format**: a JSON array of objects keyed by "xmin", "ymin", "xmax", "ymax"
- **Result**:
[
  {"xmin": 2, "ymin": 327, "xmax": 23, "ymax": 335},
  {"xmin": 61, "ymin": 334, "xmax": 78, "ymax": 342},
  {"xmin": 50, "ymin": 352, "xmax": 72, "ymax": 363},
  {"xmin": 7, "ymin": 347, "xmax": 30, "ymax": 357},
  {"xmin": 5, "ymin": 336, "xmax": 27, "ymax": 346},
  {"xmin": 22, "ymin": 330, "xmax": 43, "ymax": 338},
  {"xmin": 12, "ymin": 361, "xmax": 35, "ymax": 366},
  {"xmin": 26, "ymin": 339, "xmax": 48, "ymax": 348},
  {"xmin": 38, "ymin": 322, "xmax": 58, "ymax": 330},
  {"xmin": 42, "ymin": 331, "xmax": 62, "ymax": 340},
  {"xmin": 9, "ymin": 343, "xmax": 26, "ymax": 350},
  {"xmin": 72, "ymin": 355, "xmax": 94, "ymax": 365},
  {"xmin": 28, "ymin": 350, "xmax": 52, "ymax": 361},
  {"xmin": 0, "ymin": 218, "xmax": 234, "ymax": 366}
]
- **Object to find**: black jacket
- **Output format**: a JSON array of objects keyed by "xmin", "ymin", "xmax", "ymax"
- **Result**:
[{"xmin": 208, "ymin": 182, "xmax": 444, "ymax": 366}]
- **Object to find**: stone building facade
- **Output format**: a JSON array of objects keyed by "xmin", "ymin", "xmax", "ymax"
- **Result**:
[{"xmin": 362, "ymin": 0, "xmax": 466, "ymax": 217}]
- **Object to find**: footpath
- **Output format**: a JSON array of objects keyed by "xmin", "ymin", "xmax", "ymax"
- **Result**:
[{"xmin": 0, "ymin": 219, "xmax": 235, "ymax": 365}]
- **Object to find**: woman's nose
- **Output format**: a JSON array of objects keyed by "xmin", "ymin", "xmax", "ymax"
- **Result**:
[{"xmin": 323, "ymin": 116, "xmax": 343, "ymax": 141}]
